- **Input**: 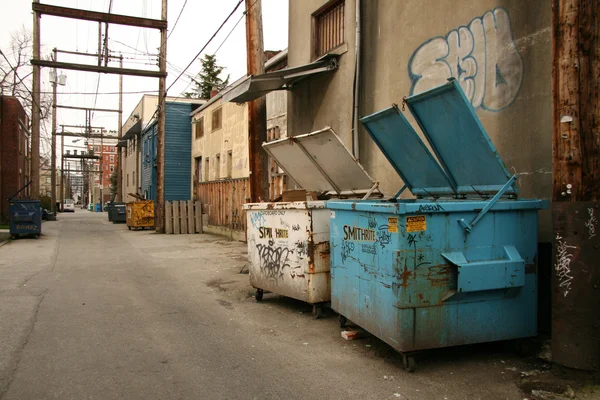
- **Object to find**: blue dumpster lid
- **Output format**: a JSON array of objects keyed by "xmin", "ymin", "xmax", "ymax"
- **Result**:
[
  {"xmin": 361, "ymin": 79, "xmax": 516, "ymax": 196},
  {"xmin": 360, "ymin": 106, "xmax": 455, "ymax": 196}
]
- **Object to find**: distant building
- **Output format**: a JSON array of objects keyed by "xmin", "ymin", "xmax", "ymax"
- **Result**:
[
  {"xmin": 120, "ymin": 95, "xmax": 204, "ymax": 202},
  {"xmin": 140, "ymin": 100, "xmax": 203, "ymax": 201},
  {"xmin": 0, "ymin": 96, "xmax": 30, "ymax": 222},
  {"xmin": 190, "ymin": 50, "xmax": 288, "ymax": 237}
]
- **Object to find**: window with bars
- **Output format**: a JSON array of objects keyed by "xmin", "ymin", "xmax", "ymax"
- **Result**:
[
  {"xmin": 312, "ymin": 0, "xmax": 345, "ymax": 59},
  {"xmin": 195, "ymin": 116, "xmax": 205, "ymax": 139},
  {"xmin": 211, "ymin": 108, "xmax": 222, "ymax": 132}
]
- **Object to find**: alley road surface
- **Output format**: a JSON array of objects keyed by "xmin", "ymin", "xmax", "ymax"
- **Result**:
[{"xmin": 0, "ymin": 210, "xmax": 531, "ymax": 400}]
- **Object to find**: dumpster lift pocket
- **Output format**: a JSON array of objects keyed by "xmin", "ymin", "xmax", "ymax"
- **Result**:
[{"xmin": 441, "ymin": 245, "xmax": 525, "ymax": 293}]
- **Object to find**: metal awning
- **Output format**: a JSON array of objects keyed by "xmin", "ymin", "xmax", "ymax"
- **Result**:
[
  {"xmin": 116, "ymin": 140, "xmax": 127, "ymax": 148},
  {"xmin": 222, "ymin": 57, "xmax": 339, "ymax": 103},
  {"xmin": 121, "ymin": 119, "xmax": 141, "ymax": 141},
  {"xmin": 263, "ymin": 127, "xmax": 376, "ymax": 196}
]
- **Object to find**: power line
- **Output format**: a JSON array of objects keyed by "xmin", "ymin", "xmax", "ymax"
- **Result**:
[
  {"xmin": 166, "ymin": 0, "xmax": 244, "ymax": 94},
  {"xmin": 167, "ymin": 0, "xmax": 188, "ymax": 40},
  {"xmin": 41, "ymin": 90, "xmax": 159, "ymax": 95},
  {"xmin": 0, "ymin": 48, "xmax": 43, "ymax": 112},
  {"xmin": 140, "ymin": 0, "xmax": 245, "ymax": 134}
]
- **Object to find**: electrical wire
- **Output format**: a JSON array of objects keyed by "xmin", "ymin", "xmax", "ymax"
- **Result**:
[{"xmin": 168, "ymin": 0, "xmax": 188, "ymax": 40}]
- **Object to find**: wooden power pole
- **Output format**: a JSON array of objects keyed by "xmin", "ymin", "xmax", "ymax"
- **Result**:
[
  {"xmin": 31, "ymin": 0, "xmax": 41, "ymax": 199},
  {"xmin": 551, "ymin": 0, "xmax": 600, "ymax": 371},
  {"xmin": 117, "ymin": 55, "xmax": 123, "ymax": 202},
  {"xmin": 51, "ymin": 48, "xmax": 58, "ymax": 213},
  {"xmin": 246, "ymin": 0, "xmax": 268, "ymax": 203},
  {"xmin": 155, "ymin": 0, "xmax": 168, "ymax": 233}
]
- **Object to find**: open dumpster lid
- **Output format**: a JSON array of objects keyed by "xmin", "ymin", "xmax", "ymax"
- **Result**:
[
  {"xmin": 361, "ymin": 79, "xmax": 516, "ymax": 196},
  {"xmin": 262, "ymin": 127, "xmax": 376, "ymax": 195},
  {"xmin": 361, "ymin": 106, "xmax": 455, "ymax": 196}
]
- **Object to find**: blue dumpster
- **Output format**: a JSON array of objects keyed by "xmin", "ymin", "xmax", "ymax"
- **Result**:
[
  {"xmin": 9, "ymin": 199, "xmax": 42, "ymax": 238},
  {"xmin": 327, "ymin": 80, "xmax": 547, "ymax": 372},
  {"xmin": 95, "ymin": 203, "xmax": 101, "ymax": 212}
]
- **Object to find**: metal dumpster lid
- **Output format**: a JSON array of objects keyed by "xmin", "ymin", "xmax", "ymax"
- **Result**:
[
  {"xmin": 262, "ymin": 127, "xmax": 376, "ymax": 195},
  {"xmin": 361, "ymin": 79, "xmax": 516, "ymax": 196},
  {"xmin": 360, "ymin": 106, "xmax": 455, "ymax": 196}
]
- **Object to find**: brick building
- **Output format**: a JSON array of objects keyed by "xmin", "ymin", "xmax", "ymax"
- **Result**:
[{"xmin": 0, "ymin": 96, "xmax": 30, "ymax": 222}]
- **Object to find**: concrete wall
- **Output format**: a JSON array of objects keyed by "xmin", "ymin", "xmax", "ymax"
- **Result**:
[
  {"xmin": 288, "ymin": 0, "xmax": 552, "ymax": 241},
  {"xmin": 191, "ymin": 98, "xmax": 249, "ymax": 193}
]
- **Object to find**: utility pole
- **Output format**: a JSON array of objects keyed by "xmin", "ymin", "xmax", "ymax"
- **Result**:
[
  {"xmin": 245, "ymin": 0, "xmax": 268, "ymax": 202},
  {"xmin": 100, "ymin": 127, "xmax": 104, "ymax": 210},
  {"xmin": 551, "ymin": 0, "xmax": 600, "ymax": 371},
  {"xmin": 117, "ymin": 55, "xmax": 123, "ymax": 202},
  {"xmin": 60, "ymin": 126, "xmax": 64, "ymax": 209},
  {"xmin": 31, "ymin": 0, "xmax": 41, "ymax": 199},
  {"xmin": 51, "ymin": 48, "xmax": 57, "ymax": 213},
  {"xmin": 155, "ymin": 0, "xmax": 168, "ymax": 233}
]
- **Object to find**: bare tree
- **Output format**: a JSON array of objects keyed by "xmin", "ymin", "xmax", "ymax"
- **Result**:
[{"xmin": 0, "ymin": 26, "xmax": 53, "ymax": 156}]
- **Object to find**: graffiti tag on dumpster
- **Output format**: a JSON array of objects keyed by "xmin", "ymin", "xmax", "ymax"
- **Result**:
[
  {"xmin": 377, "ymin": 226, "xmax": 391, "ymax": 249},
  {"xmin": 256, "ymin": 240, "xmax": 291, "ymax": 282},
  {"xmin": 554, "ymin": 233, "xmax": 576, "ymax": 298},
  {"xmin": 15, "ymin": 225, "xmax": 39, "ymax": 231},
  {"xmin": 341, "ymin": 240, "xmax": 355, "ymax": 262},
  {"xmin": 343, "ymin": 225, "xmax": 376, "ymax": 242}
]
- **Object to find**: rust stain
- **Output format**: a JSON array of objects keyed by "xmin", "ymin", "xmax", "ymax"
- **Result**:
[{"xmin": 417, "ymin": 293, "xmax": 424, "ymax": 300}]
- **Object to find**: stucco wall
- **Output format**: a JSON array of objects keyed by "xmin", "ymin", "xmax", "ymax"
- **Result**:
[
  {"xmin": 191, "ymin": 98, "xmax": 249, "ymax": 191},
  {"xmin": 288, "ymin": 0, "xmax": 552, "ymax": 241}
]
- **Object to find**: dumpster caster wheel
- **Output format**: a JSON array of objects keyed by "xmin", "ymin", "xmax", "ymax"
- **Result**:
[
  {"xmin": 312, "ymin": 304, "xmax": 323, "ymax": 319},
  {"xmin": 339, "ymin": 314, "xmax": 347, "ymax": 328},
  {"xmin": 403, "ymin": 354, "xmax": 416, "ymax": 373},
  {"xmin": 255, "ymin": 289, "xmax": 263, "ymax": 302}
]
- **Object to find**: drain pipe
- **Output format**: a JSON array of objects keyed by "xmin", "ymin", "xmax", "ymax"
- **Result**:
[{"xmin": 352, "ymin": 0, "xmax": 362, "ymax": 159}]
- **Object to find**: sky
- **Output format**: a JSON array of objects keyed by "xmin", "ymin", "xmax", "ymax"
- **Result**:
[{"xmin": 0, "ymin": 0, "xmax": 288, "ymax": 151}]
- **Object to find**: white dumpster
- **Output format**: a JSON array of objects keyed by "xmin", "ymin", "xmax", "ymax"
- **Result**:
[{"xmin": 244, "ymin": 127, "xmax": 378, "ymax": 318}]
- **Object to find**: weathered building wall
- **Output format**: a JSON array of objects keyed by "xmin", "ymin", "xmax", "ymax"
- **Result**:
[
  {"xmin": 191, "ymin": 98, "xmax": 249, "ymax": 192},
  {"xmin": 288, "ymin": 0, "xmax": 552, "ymax": 240},
  {"xmin": 266, "ymin": 90, "xmax": 287, "ymax": 138},
  {"xmin": 0, "ymin": 96, "xmax": 30, "ymax": 221}
]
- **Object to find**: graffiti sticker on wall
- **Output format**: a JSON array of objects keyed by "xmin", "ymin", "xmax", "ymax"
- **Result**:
[{"xmin": 408, "ymin": 8, "xmax": 523, "ymax": 111}]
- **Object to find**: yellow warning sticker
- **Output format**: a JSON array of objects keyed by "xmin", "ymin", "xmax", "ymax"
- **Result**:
[
  {"xmin": 388, "ymin": 217, "xmax": 398, "ymax": 233},
  {"xmin": 406, "ymin": 215, "xmax": 426, "ymax": 232}
]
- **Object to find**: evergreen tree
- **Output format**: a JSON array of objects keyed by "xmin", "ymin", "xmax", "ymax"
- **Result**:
[{"xmin": 184, "ymin": 54, "xmax": 230, "ymax": 99}]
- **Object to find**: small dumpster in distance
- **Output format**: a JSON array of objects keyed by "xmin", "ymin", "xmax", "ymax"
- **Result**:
[
  {"xmin": 110, "ymin": 202, "xmax": 126, "ymax": 223},
  {"xmin": 244, "ymin": 128, "xmax": 378, "ymax": 318},
  {"xmin": 126, "ymin": 194, "xmax": 154, "ymax": 230},
  {"xmin": 9, "ymin": 199, "xmax": 42, "ymax": 238},
  {"xmin": 327, "ymin": 80, "xmax": 547, "ymax": 371}
]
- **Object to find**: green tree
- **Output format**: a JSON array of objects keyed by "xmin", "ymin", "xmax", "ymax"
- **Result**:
[{"xmin": 184, "ymin": 54, "xmax": 229, "ymax": 99}]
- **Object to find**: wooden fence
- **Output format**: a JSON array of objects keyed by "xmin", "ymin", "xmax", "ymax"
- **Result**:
[
  {"xmin": 195, "ymin": 178, "xmax": 250, "ymax": 232},
  {"xmin": 165, "ymin": 200, "xmax": 203, "ymax": 234}
]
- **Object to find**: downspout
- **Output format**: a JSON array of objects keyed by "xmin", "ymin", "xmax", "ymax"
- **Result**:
[{"xmin": 352, "ymin": 0, "xmax": 361, "ymax": 159}]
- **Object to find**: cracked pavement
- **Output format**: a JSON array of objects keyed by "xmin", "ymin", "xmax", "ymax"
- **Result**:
[{"xmin": 0, "ymin": 210, "xmax": 538, "ymax": 399}]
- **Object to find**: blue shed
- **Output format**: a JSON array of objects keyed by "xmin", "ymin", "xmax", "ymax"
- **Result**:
[{"xmin": 141, "ymin": 102, "xmax": 195, "ymax": 201}]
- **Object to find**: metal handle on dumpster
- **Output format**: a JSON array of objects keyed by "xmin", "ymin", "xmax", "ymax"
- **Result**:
[
  {"xmin": 441, "ymin": 245, "xmax": 525, "ymax": 293},
  {"xmin": 457, "ymin": 174, "xmax": 518, "ymax": 233}
]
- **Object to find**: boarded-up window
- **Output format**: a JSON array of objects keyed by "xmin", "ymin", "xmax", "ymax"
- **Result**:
[
  {"xmin": 313, "ymin": 0, "xmax": 345, "ymax": 59},
  {"xmin": 195, "ymin": 116, "xmax": 204, "ymax": 139},
  {"xmin": 211, "ymin": 107, "xmax": 222, "ymax": 131}
]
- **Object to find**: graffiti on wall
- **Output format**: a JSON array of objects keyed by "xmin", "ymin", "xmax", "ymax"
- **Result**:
[{"xmin": 408, "ymin": 8, "xmax": 523, "ymax": 111}]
